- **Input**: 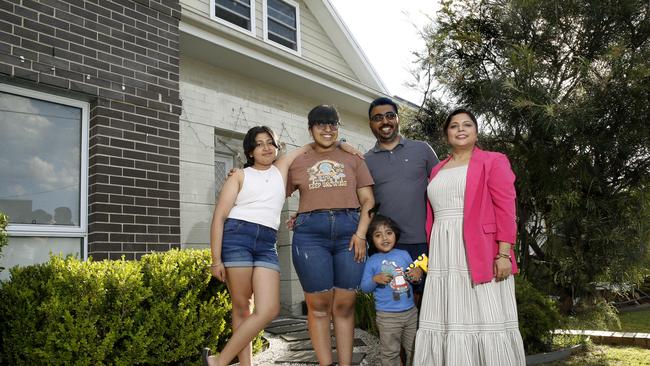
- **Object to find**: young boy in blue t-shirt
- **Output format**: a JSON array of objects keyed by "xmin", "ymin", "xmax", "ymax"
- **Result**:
[{"xmin": 360, "ymin": 214, "xmax": 423, "ymax": 366}]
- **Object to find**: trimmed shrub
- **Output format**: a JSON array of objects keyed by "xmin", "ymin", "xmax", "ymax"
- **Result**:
[
  {"xmin": 0, "ymin": 213, "xmax": 7, "ymax": 272},
  {"xmin": 516, "ymin": 276, "xmax": 562, "ymax": 354},
  {"xmin": 354, "ymin": 292, "xmax": 378, "ymax": 336},
  {"xmin": 0, "ymin": 249, "xmax": 262, "ymax": 365}
]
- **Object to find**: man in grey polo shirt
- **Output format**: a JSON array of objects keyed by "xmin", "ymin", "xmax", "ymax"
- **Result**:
[{"xmin": 364, "ymin": 97, "xmax": 439, "ymax": 302}]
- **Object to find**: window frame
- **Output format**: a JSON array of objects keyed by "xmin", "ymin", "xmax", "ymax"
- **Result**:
[
  {"xmin": 210, "ymin": 0, "xmax": 257, "ymax": 36},
  {"xmin": 0, "ymin": 84, "xmax": 89, "ymax": 260},
  {"xmin": 263, "ymin": 0, "xmax": 301, "ymax": 55}
]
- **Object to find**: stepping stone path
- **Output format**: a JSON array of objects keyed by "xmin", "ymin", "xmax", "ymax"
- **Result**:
[{"xmin": 264, "ymin": 318, "xmax": 367, "ymax": 364}]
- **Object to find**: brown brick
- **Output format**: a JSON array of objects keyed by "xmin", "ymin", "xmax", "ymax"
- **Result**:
[
  {"xmin": 147, "ymin": 243, "xmax": 172, "ymax": 252},
  {"xmin": 90, "ymin": 242, "xmax": 121, "ymax": 252},
  {"xmin": 136, "ymin": 234, "xmax": 158, "ymax": 242},
  {"xmin": 110, "ymin": 233, "xmax": 135, "ymax": 242},
  {"xmin": 111, "ymin": 252, "xmax": 135, "ymax": 260},
  {"xmin": 123, "ymin": 205, "xmax": 147, "ymax": 215},
  {"xmin": 23, "ymin": 0, "xmax": 54, "ymax": 16},
  {"xmin": 110, "ymin": 214, "xmax": 135, "ymax": 224},
  {"xmin": 136, "ymin": 215, "xmax": 158, "ymax": 224},
  {"xmin": 90, "ymin": 252, "xmax": 109, "ymax": 260}
]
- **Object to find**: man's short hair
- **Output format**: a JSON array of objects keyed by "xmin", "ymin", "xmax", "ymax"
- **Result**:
[{"xmin": 368, "ymin": 97, "xmax": 399, "ymax": 119}]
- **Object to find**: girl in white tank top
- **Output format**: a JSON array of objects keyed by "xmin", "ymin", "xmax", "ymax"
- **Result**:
[{"xmin": 203, "ymin": 126, "xmax": 361, "ymax": 366}]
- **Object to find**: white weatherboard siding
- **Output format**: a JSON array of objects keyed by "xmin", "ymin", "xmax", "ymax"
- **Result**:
[
  {"xmin": 180, "ymin": 57, "xmax": 375, "ymax": 313},
  {"xmin": 299, "ymin": 1, "xmax": 355, "ymax": 78},
  {"xmin": 180, "ymin": 0, "xmax": 358, "ymax": 80}
]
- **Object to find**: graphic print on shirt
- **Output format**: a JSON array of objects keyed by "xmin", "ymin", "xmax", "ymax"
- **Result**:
[
  {"xmin": 380, "ymin": 260, "xmax": 411, "ymax": 300},
  {"xmin": 308, "ymin": 160, "xmax": 347, "ymax": 190}
]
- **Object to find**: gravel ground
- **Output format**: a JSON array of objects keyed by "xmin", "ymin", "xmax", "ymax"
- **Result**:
[{"xmin": 252, "ymin": 328, "xmax": 381, "ymax": 366}]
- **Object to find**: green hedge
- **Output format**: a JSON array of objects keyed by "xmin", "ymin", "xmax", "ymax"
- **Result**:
[
  {"xmin": 0, "ymin": 249, "xmax": 263, "ymax": 365},
  {"xmin": 0, "ymin": 213, "xmax": 8, "ymax": 272},
  {"xmin": 354, "ymin": 292, "xmax": 378, "ymax": 337},
  {"xmin": 515, "ymin": 276, "xmax": 562, "ymax": 354}
]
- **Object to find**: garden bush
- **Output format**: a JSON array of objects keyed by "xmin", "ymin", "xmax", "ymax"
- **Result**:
[
  {"xmin": 0, "ymin": 213, "xmax": 8, "ymax": 272},
  {"xmin": 516, "ymin": 276, "xmax": 562, "ymax": 354},
  {"xmin": 354, "ymin": 292, "xmax": 378, "ymax": 336},
  {"xmin": 0, "ymin": 249, "xmax": 262, "ymax": 365},
  {"xmin": 562, "ymin": 296, "xmax": 621, "ymax": 331}
]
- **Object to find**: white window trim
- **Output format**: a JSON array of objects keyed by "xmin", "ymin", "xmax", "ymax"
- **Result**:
[
  {"xmin": 263, "ymin": 0, "xmax": 301, "ymax": 56},
  {"xmin": 0, "ymin": 84, "xmax": 89, "ymax": 261},
  {"xmin": 210, "ymin": 0, "xmax": 256, "ymax": 37}
]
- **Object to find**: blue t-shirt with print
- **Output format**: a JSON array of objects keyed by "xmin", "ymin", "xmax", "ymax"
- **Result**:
[{"xmin": 360, "ymin": 249, "xmax": 415, "ymax": 312}]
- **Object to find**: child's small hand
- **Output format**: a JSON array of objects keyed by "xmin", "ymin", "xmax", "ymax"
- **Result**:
[
  {"xmin": 406, "ymin": 267, "xmax": 423, "ymax": 283},
  {"xmin": 373, "ymin": 273, "xmax": 393, "ymax": 285}
]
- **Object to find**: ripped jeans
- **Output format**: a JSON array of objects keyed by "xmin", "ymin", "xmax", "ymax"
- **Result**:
[{"xmin": 291, "ymin": 209, "xmax": 366, "ymax": 293}]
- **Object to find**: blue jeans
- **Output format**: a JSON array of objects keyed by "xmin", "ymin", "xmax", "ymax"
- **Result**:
[
  {"xmin": 221, "ymin": 218, "xmax": 280, "ymax": 272},
  {"xmin": 292, "ymin": 209, "xmax": 366, "ymax": 293}
]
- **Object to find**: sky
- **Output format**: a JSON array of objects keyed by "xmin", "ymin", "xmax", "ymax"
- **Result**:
[{"xmin": 329, "ymin": 0, "xmax": 441, "ymax": 105}]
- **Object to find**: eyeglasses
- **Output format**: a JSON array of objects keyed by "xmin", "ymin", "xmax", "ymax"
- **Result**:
[
  {"xmin": 370, "ymin": 111, "xmax": 397, "ymax": 123},
  {"xmin": 312, "ymin": 122, "xmax": 340, "ymax": 131}
]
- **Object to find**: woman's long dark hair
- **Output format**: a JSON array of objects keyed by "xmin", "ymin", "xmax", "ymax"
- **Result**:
[{"xmin": 242, "ymin": 126, "xmax": 279, "ymax": 168}]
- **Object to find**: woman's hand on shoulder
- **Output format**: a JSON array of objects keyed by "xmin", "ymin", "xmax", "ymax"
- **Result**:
[
  {"xmin": 339, "ymin": 141, "xmax": 365, "ymax": 159},
  {"xmin": 226, "ymin": 167, "xmax": 243, "ymax": 179}
]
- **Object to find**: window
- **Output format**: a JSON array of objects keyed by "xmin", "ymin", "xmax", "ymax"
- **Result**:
[
  {"xmin": 214, "ymin": 153, "xmax": 234, "ymax": 196},
  {"xmin": 214, "ymin": 130, "xmax": 245, "ymax": 195},
  {"xmin": 264, "ymin": 0, "xmax": 300, "ymax": 53},
  {"xmin": 212, "ymin": 0, "xmax": 255, "ymax": 34},
  {"xmin": 0, "ymin": 84, "xmax": 88, "ymax": 279}
]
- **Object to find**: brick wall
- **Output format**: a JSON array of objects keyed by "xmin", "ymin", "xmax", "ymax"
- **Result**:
[{"xmin": 0, "ymin": 0, "xmax": 182, "ymax": 260}]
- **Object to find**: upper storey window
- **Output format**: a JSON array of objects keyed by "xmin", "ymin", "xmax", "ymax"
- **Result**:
[
  {"xmin": 264, "ymin": 0, "xmax": 300, "ymax": 53},
  {"xmin": 213, "ymin": 0, "xmax": 255, "ymax": 33}
]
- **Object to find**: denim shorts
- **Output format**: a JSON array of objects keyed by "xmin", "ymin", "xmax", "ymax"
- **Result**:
[
  {"xmin": 221, "ymin": 218, "xmax": 280, "ymax": 272},
  {"xmin": 291, "ymin": 209, "xmax": 366, "ymax": 293}
]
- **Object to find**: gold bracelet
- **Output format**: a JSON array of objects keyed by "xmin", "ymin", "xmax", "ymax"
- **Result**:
[{"xmin": 495, "ymin": 252, "xmax": 511, "ymax": 260}]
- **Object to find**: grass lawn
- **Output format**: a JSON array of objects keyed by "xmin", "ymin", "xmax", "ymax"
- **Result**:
[
  {"xmin": 544, "ymin": 345, "xmax": 650, "ymax": 366},
  {"xmin": 618, "ymin": 309, "xmax": 650, "ymax": 333},
  {"xmin": 565, "ymin": 308, "xmax": 650, "ymax": 333}
]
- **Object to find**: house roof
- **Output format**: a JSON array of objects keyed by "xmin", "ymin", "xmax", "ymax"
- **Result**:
[
  {"xmin": 179, "ymin": 0, "xmax": 390, "ymax": 114},
  {"xmin": 306, "ymin": 0, "xmax": 389, "ymax": 93}
]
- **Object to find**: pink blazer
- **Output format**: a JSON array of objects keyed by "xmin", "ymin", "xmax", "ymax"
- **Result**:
[{"xmin": 425, "ymin": 147, "xmax": 518, "ymax": 284}]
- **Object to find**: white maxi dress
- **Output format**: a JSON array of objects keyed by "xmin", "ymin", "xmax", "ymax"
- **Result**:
[{"xmin": 413, "ymin": 165, "xmax": 525, "ymax": 366}]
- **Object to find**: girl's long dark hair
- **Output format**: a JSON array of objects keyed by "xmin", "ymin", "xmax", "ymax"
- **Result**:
[{"xmin": 242, "ymin": 126, "xmax": 279, "ymax": 168}]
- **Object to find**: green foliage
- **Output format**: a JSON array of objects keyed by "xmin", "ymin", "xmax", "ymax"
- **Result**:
[
  {"xmin": 414, "ymin": 0, "xmax": 650, "ymax": 314},
  {"xmin": 515, "ymin": 276, "xmax": 562, "ymax": 354},
  {"xmin": 354, "ymin": 292, "xmax": 378, "ymax": 336},
  {"xmin": 0, "ymin": 249, "xmax": 262, "ymax": 365},
  {"xmin": 563, "ymin": 297, "xmax": 621, "ymax": 332},
  {"xmin": 0, "ymin": 213, "xmax": 8, "ymax": 270}
]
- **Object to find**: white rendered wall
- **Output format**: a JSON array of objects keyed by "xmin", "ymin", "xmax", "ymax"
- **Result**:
[{"xmin": 180, "ymin": 56, "xmax": 374, "ymax": 314}]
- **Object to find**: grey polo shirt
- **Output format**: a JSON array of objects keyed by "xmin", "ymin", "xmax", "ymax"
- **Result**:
[{"xmin": 364, "ymin": 137, "xmax": 439, "ymax": 244}]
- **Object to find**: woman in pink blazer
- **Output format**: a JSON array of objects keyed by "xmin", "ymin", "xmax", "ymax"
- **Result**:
[{"xmin": 413, "ymin": 109, "xmax": 526, "ymax": 365}]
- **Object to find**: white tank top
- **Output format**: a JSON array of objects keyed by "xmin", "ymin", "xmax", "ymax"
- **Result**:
[{"xmin": 227, "ymin": 165, "xmax": 285, "ymax": 230}]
